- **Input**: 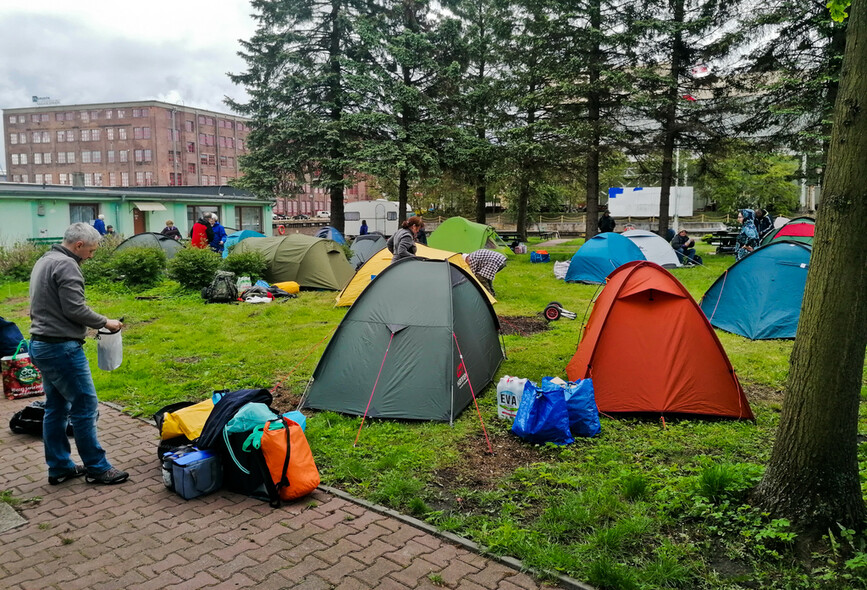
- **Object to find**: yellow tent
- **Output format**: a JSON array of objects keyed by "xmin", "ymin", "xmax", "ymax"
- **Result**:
[{"xmin": 335, "ymin": 244, "xmax": 497, "ymax": 307}]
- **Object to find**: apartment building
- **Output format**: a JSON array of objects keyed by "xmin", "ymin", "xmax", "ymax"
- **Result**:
[{"xmin": 3, "ymin": 100, "xmax": 250, "ymax": 188}]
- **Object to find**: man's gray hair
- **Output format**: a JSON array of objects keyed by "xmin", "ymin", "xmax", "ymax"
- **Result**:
[{"xmin": 63, "ymin": 222, "xmax": 102, "ymax": 246}]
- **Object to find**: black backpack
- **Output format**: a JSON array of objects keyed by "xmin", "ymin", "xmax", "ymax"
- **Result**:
[
  {"xmin": 201, "ymin": 271, "xmax": 239, "ymax": 304},
  {"xmin": 9, "ymin": 400, "xmax": 74, "ymax": 436}
]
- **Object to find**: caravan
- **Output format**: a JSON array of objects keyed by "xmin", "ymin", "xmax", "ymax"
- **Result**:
[{"xmin": 344, "ymin": 199, "xmax": 411, "ymax": 236}]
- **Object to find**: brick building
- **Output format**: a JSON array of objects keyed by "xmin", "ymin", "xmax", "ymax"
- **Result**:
[{"xmin": 3, "ymin": 100, "xmax": 250, "ymax": 188}]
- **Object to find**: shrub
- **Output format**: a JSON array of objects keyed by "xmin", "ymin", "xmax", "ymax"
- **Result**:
[
  {"xmin": 167, "ymin": 246, "xmax": 222, "ymax": 290},
  {"xmin": 0, "ymin": 241, "xmax": 49, "ymax": 282},
  {"xmin": 112, "ymin": 247, "xmax": 167, "ymax": 288},
  {"xmin": 221, "ymin": 250, "xmax": 268, "ymax": 282}
]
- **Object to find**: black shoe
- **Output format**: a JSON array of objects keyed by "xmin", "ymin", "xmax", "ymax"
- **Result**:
[
  {"xmin": 48, "ymin": 465, "xmax": 86, "ymax": 485},
  {"xmin": 85, "ymin": 467, "xmax": 129, "ymax": 485}
]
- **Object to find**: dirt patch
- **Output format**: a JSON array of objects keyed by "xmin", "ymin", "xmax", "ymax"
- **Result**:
[
  {"xmin": 498, "ymin": 315, "xmax": 550, "ymax": 337},
  {"xmin": 270, "ymin": 383, "xmax": 304, "ymax": 413},
  {"xmin": 172, "ymin": 356, "xmax": 203, "ymax": 364},
  {"xmin": 742, "ymin": 382, "xmax": 784, "ymax": 404}
]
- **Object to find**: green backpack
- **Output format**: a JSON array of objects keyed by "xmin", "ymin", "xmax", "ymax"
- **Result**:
[{"xmin": 201, "ymin": 270, "xmax": 239, "ymax": 303}]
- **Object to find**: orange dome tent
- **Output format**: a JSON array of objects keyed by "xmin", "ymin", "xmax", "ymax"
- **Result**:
[{"xmin": 565, "ymin": 261, "xmax": 753, "ymax": 420}]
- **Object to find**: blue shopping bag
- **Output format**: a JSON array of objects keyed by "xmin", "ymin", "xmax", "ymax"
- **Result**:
[
  {"xmin": 511, "ymin": 380, "xmax": 574, "ymax": 445},
  {"xmin": 542, "ymin": 377, "xmax": 601, "ymax": 438}
]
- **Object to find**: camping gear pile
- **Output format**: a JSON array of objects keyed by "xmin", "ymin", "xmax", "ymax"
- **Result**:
[
  {"xmin": 508, "ymin": 377, "xmax": 601, "ymax": 445},
  {"xmin": 155, "ymin": 389, "xmax": 319, "ymax": 505},
  {"xmin": 201, "ymin": 272, "xmax": 299, "ymax": 304}
]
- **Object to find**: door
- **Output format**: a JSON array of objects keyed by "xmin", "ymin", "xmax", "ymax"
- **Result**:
[
  {"xmin": 374, "ymin": 203, "xmax": 386, "ymax": 234},
  {"xmin": 133, "ymin": 208, "xmax": 146, "ymax": 235}
]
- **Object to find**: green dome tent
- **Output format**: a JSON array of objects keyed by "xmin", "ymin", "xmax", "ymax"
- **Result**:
[
  {"xmin": 302, "ymin": 258, "xmax": 505, "ymax": 422},
  {"xmin": 427, "ymin": 217, "xmax": 509, "ymax": 254},
  {"xmin": 760, "ymin": 216, "xmax": 815, "ymax": 246},
  {"xmin": 114, "ymin": 232, "xmax": 184, "ymax": 259},
  {"xmin": 234, "ymin": 234, "xmax": 354, "ymax": 290}
]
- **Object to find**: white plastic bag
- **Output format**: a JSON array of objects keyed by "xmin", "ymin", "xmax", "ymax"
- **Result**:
[
  {"xmin": 496, "ymin": 376, "xmax": 528, "ymax": 419},
  {"xmin": 96, "ymin": 328, "xmax": 123, "ymax": 371}
]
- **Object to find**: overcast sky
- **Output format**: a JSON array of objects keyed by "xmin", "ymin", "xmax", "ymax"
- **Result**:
[{"xmin": 0, "ymin": 0, "xmax": 258, "ymax": 171}]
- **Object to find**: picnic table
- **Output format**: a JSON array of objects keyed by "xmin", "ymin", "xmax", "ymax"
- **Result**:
[
  {"xmin": 703, "ymin": 231, "xmax": 739, "ymax": 255},
  {"xmin": 498, "ymin": 230, "xmax": 560, "ymax": 243}
]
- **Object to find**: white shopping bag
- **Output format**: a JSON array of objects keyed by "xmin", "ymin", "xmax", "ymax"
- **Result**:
[{"xmin": 96, "ymin": 328, "xmax": 123, "ymax": 371}]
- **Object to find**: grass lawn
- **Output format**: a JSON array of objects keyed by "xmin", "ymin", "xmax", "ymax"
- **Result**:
[{"xmin": 2, "ymin": 238, "xmax": 866, "ymax": 589}]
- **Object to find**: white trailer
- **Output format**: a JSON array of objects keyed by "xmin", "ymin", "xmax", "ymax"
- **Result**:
[
  {"xmin": 606, "ymin": 187, "xmax": 694, "ymax": 217},
  {"xmin": 344, "ymin": 199, "xmax": 411, "ymax": 236}
]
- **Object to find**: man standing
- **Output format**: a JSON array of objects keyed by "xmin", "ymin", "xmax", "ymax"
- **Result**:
[
  {"xmin": 464, "ymin": 249, "xmax": 508, "ymax": 296},
  {"xmin": 93, "ymin": 214, "xmax": 106, "ymax": 236},
  {"xmin": 191, "ymin": 213, "xmax": 214, "ymax": 249},
  {"xmin": 29, "ymin": 223, "xmax": 128, "ymax": 485},
  {"xmin": 598, "ymin": 210, "xmax": 616, "ymax": 233},
  {"xmin": 209, "ymin": 215, "xmax": 228, "ymax": 254}
]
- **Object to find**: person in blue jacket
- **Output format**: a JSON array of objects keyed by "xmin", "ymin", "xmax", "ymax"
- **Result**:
[
  {"xmin": 735, "ymin": 209, "xmax": 760, "ymax": 261},
  {"xmin": 92, "ymin": 214, "xmax": 106, "ymax": 236},
  {"xmin": 209, "ymin": 216, "xmax": 228, "ymax": 254}
]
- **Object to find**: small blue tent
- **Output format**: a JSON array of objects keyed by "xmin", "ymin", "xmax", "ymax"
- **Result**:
[
  {"xmin": 565, "ymin": 233, "xmax": 646, "ymax": 284},
  {"xmin": 699, "ymin": 240, "xmax": 811, "ymax": 340},
  {"xmin": 223, "ymin": 230, "xmax": 266, "ymax": 257},
  {"xmin": 315, "ymin": 226, "xmax": 346, "ymax": 245}
]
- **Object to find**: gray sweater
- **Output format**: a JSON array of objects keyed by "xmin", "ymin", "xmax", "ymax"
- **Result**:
[{"xmin": 29, "ymin": 245, "xmax": 107, "ymax": 340}]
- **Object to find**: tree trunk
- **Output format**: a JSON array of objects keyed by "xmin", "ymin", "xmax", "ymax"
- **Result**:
[
  {"xmin": 475, "ymin": 179, "xmax": 487, "ymax": 224},
  {"xmin": 516, "ymin": 174, "xmax": 530, "ymax": 241},
  {"xmin": 398, "ymin": 169, "xmax": 409, "ymax": 223},
  {"xmin": 585, "ymin": 0, "xmax": 602, "ymax": 241},
  {"xmin": 754, "ymin": 0, "xmax": 867, "ymax": 539},
  {"xmin": 658, "ymin": 0, "xmax": 685, "ymax": 237}
]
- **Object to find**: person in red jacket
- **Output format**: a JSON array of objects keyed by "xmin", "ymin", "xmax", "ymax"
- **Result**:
[{"xmin": 190, "ymin": 214, "xmax": 214, "ymax": 249}]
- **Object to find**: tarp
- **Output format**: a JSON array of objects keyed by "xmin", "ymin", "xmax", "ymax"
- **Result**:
[
  {"xmin": 114, "ymin": 232, "xmax": 184, "ymax": 259},
  {"xmin": 427, "ymin": 217, "xmax": 509, "ymax": 254},
  {"xmin": 700, "ymin": 241, "xmax": 812, "ymax": 339},
  {"xmin": 315, "ymin": 226, "xmax": 347, "ymax": 245},
  {"xmin": 234, "ymin": 234, "xmax": 354, "ymax": 290},
  {"xmin": 336, "ymin": 243, "xmax": 496, "ymax": 307},
  {"xmin": 566, "ymin": 261, "xmax": 753, "ymax": 420},
  {"xmin": 349, "ymin": 233, "xmax": 387, "ymax": 269},
  {"xmin": 565, "ymin": 233, "xmax": 646, "ymax": 284},
  {"xmin": 223, "ymin": 230, "xmax": 266, "ymax": 258},
  {"xmin": 303, "ymin": 258, "xmax": 504, "ymax": 422},
  {"xmin": 622, "ymin": 229, "xmax": 682, "ymax": 268},
  {"xmin": 760, "ymin": 216, "xmax": 815, "ymax": 246}
]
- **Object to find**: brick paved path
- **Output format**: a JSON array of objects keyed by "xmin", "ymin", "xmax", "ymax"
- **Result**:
[{"xmin": 0, "ymin": 399, "xmax": 567, "ymax": 590}]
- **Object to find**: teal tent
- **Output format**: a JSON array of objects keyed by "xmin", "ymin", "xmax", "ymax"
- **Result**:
[
  {"xmin": 223, "ymin": 230, "xmax": 266, "ymax": 258},
  {"xmin": 565, "ymin": 233, "xmax": 646, "ymax": 284},
  {"xmin": 302, "ymin": 258, "xmax": 504, "ymax": 422},
  {"xmin": 315, "ymin": 226, "xmax": 347, "ymax": 244},
  {"xmin": 700, "ymin": 240, "xmax": 812, "ymax": 339}
]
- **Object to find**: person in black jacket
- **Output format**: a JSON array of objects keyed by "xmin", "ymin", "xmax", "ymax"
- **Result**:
[{"xmin": 598, "ymin": 210, "xmax": 616, "ymax": 233}]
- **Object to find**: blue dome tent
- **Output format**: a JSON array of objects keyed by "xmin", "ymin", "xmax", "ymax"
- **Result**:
[
  {"xmin": 699, "ymin": 240, "xmax": 812, "ymax": 340},
  {"xmin": 565, "ymin": 233, "xmax": 646, "ymax": 284},
  {"xmin": 315, "ymin": 226, "xmax": 346, "ymax": 244},
  {"xmin": 223, "ymin": 230, "xmax": 266, "ymax": 257}
]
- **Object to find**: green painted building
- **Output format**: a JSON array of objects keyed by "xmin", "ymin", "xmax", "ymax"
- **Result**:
[{"xmin": 0, "ymin": 182, "xmax": 272, "ymax": 243}]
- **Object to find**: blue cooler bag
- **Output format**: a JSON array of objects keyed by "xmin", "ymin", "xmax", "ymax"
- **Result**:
[{"xmin": 164, "ymin": 449, "xmax": 223, "ymax": 500}]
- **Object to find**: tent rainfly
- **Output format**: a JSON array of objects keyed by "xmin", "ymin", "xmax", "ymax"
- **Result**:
[
  {"xmin": 234, "ymin": 234, "xmax": 354, "ymax": 290},
  {"xmin": 566, "ymin": 261, "xmax": 753, "ymax": 420},
  {"xmin": 114, "ymin": 232, "xmax": 184, "ymax": 259},
  {"xmin": 315, "ymin": 226, "xmax": 347, "ymax": 244},
  {"xmin": 349, "ymin": 233, "xmax": 387, "ymax": 270},
  {"xmin": 427, "ymin": 217, "xmax": 509, "ymax": 254},
  {"xmin": 700, "ymin": 241, "xmax": 812, "ymax": 340},
  {"xmin": 622, "ymin": 229, "xmax": 682, "ymax": 268},
  {"xmin": 336, "ymin": 243, "xmax": 496, "ymax": 307},
  {"xmin": 303, "ymin": 258, "xmax": 505, "ymax": 422},
  {"xmin": 565, "ymin": 233, "xmax": 646, "ymax": 284},
  {"xmin": 760, "ymin": 216, "xmax": 815, "ymax": 247},
  {"xmin": 222, "ymin": 230, "xmax": 265, "ymax": 258}
]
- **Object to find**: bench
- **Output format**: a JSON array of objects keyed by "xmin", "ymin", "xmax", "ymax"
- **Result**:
[
  {"xmin": 27, "ymin": 237, "xmax": 63, "ymax": 245},
  {"xmin": 702, "ymin": 231, "xmax": 739, "ymax": 255}
]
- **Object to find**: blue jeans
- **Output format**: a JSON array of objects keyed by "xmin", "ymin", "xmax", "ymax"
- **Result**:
[
  {"xmin": 29, "ymin": 340, "xmax": 112, "ymax": 477},
  {"xmin": 675, "ymin": 247, "xmax": 697, "ymax": 264}
]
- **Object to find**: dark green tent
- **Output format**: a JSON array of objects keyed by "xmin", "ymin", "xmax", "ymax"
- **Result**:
[
  {"xmin": 114, "ymin": 232, "xmax": 184, "ymax": 259},
  {"xmin": 234, "ymin": 234, "xmax": 354, "ymax": 290},
  {"xmin": 302, "ymin": 258, "xmax": 504, "ymax": 422}
]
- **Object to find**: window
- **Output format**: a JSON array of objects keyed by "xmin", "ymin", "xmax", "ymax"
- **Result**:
[
  {"xmin": 10, "ymin": 133, "xmax": 17, "ymax": 145},
  {"xmin": 80, "ymin": 111, "xmax": 89, "ymax": 123},
  {"xmin": 105, "ymin": 110, "xmax": 113, "ymax": 120},
  {"xmin": 65, "ymin": 112, "xmax": 74, "ymax": 121},
  {"xmin": 117, "ymin": 109, "xmax": 125, "ymax": 118},
  {"xmin": 35, "ymin": 174, "xmax": 43, "ymax": 184},
  {"xmin": 118, "ymin": 128, "xmax": 127, "ymax": 140},
  {"xmin": 69, "ymin": 203, "xmax": 99, "ymax": 223},
  {"xmin": 55, "ymin": 112, "xmax": 64, "ymax": 122},
  {"xmin": 59, "ymin": 173, "xmax": 69, "ymax": 185},
  {"xmin": 65, "ymin": 130, "xmax": 74, "ymax": 142},
  {"xmin": 170, "ymin": 172, "xmax": 183, "ymax": 186},
  {"xmin": 108, "ymin": 150, "xmax": 115, "ymax": 163},
  {"xmin": 220, "ymin": 155, "xmax": 228, "ymax": 167},
  {"xmin": 200, "ymin": 153, "xmax": 215, "ymax": 166},
  {"xmin": 19, "ymin": 115, "xmax": 27, "ymax": 123},
  {"xmin": 133, "ymin": 108, "xmax": 141, "ymax": 117},
  {"xmin": 32, "ymin": 131, "xmax": 41, "ymax": 143},
  {"xmin": 31, "ymin": 114, "xmax": 40, "ymax": 123},
  {"xmin": 90, "ymin": 111, "xmax": 99, "ymax": 120},
  {"xmin": 187, "ymin": 163, "xmax": 196, "ymax": 174},
  {"xmin": 121, "ymin": 172, "xmax": 129, "ymax": 186},
  {"xmin": 91, "ymin": 129, "xmax": 100, "ymax": 141},
  {"xmin": 119, "ymin": 150, "xmax": 128, "ymax": 163},
  {"xmin": 81, "ymin": 129, "xmax": 91, "ymax": 141},
  {"xmin": 186, "ymin": 141, "xmax": 195, "ymax": 153},
  {"xmin": 227, "ymin": 157, "xmax": 235, "ymax": 168},
  {"xmin": 387, "ymin": 211, "xmax": 398, "ymax": 221},
  {"xmin": 34, "ymin": 153, "xmax": 42, "ymax": 164},
  {"xmin": 167, "ymin": 150, "xmax": 180, "ymax": 163},
  {"xmin": 235, "ymin": 206, "xmax": 263, "ymax": 232},
  {"xmin": 143, "ymin": 127, "xmax": 151, "ymax": 139},
  {"xmin": 135, "ymin": 149, "xmax": 143, "ymax": 163},
  {"xmin": 67, "ymin": 152, "xmax": 76, "ymax": 164},
  {"xmin": 44, "ymin": 174, "xmax": 52, "ymax": 184},
  {"xmin": 11, "ymin": 154, "xmax": 19, "ymax": 165},
  {"xmin": 93, "ymin": 172, "xmax": 103, "ymax": 186},
  {"xmin": 132, "ymin": 107, "xmax": 149, "ymax": 118},
  {"xmin": 8, "ymin": 115, "xmax": 16, "ymax": 124},
  {"xmin": 57, "ymin": 130, "xmax": 65, "ymax": 142},
  {"xmin": 91, "ymin": 151, "xmax": 101, "ymax": 163},
  {"xmin": 106, "ymin": 128, "xmax": 114, "ymax": 141},
  {"xmin": 18, "ymin": 132, "xmax": 27, "ymax": 144},
  {"xmin": 109, "ymin": 172, "xmax": 117, "ymax": 186},
  {"xmin": 145, "ymin": 149, "xmax": 152, "ymax": 162},
  {"xmin": 82, "ymin": 151, "xmax": 91, "ymax": 163},
  {"xmin": 42, "ymin": 113, "xmax": 49, "ymax": 122},
  {"xmin": 135, "ymin": 172, "xmax": 144, "ymax": 185},
  {"xmin": 238, "ymin": 139, "xmax": 245, "ymax": 151},
  {"xmin": 57, "ymin": 152, "xmax": 66, "ymax": 164},
  {"xmin": 84, "ymin": 173, "xmax": 93, "ymax": 187},
  {"xmin": 19, "ymin": 154, "xmax": 28, "ymax": 165},
  {"xmin": 185, "ymin": 120, "xmax": 194, "ymax": 132},
  {"xmin": 43, "ymin": 153, "xmax": 52, "ymax": 164}
]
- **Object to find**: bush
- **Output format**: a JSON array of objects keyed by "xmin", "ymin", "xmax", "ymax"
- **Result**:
[
  {"xmin": 221, "ymin": 250, "xmax": 268, "ymax": 282},
  {"xmin": 81, "ymin": 237, "xmax": 122, "ymax": 285},
  {"xmin": 112, "ymin": 247, "xmax": 167, "ymax": 288},
  {"xmin": 0, "ymin": 241, "xmax": 50, "ymax": 282},
  {"xmin": 167, "ymin": 246, "xmax": 222, "ymax": 290}
]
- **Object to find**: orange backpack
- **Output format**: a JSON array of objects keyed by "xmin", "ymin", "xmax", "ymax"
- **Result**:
[{"xmin": 257, "ymin": 416, "xmax": 320, "ymax": 506}]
